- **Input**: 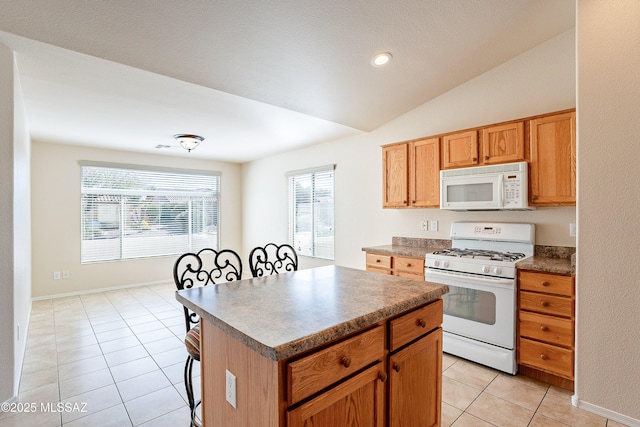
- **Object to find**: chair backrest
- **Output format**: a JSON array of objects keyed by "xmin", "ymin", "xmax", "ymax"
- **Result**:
[
  {"xmin": 173, "ymin": 248, "xmax": 243, "ymax": 332},
  {"xmin": 249, "ymin": 243, "xmax": 298, "ymax": 277}
]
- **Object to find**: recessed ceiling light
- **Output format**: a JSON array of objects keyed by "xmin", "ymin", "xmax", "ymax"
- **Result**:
[{"xmin": 371, "ymin": 52, "xmax": 393, "ymax": 67}]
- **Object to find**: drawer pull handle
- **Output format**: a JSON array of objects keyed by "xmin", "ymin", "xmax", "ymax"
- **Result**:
[
  {"xmin": 540, "ymin": 325, "xmax": 549, "ymax": 332},
  {"xmin": 376, "ymin": 259, "xmax": 381, "ymax": 263},
  {"xmin": 393, "ymin": 363, "xmax": 401, "ymax": 373},
  {"xmin": 541, "ymin": 281, "xmax": 550, "ymax": 287},
  {"xmin": 540, "ymin": 354, "xmax": 548, "ymax": 361},
  {"xmin": 417, "ymin": 319, "xmax": 426, "ymax": 328},
  {"xmin": 406, "ymin": 263, "xmax": 412, "ymax": 267},
  {"xmin": 340, "ymin": 357, "xmax": 352, "ymax": 368},
  {"xmin": 378, "ymin": 372, "xmax": 388, "ymax": 382},
  {"xmin": 541, "ymin": 301, "xmax": 550, "ymax": 307}
]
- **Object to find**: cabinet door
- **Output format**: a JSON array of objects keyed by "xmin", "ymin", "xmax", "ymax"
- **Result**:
[
  {"xmin": 409, "ymin": 137, "xmax": 440, "ymax": 207},
  {"xmin": 383, "ymin": 144, "xmax": 409, "ymax": 207},
  {"xmin": 442, "ymin": 130, "xmax": 478, "ymax": 169},
  {"xmin": 388, "ymin": 328, "xmax": 442, "ymax": 427},
  {"xmin": 481, "ymin": 121, "xmax": 525, "ymax": 164},
  {"xmin": 529, "ymin": 112, "xmax": 576, "ymax": 206},
  {"xmin": 287, "ymin": 363, "xmax": 385, "ymax": 427}
]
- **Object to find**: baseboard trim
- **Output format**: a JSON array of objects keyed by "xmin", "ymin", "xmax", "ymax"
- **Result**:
[
  {"xmin": 572, "ymin": 396, "xmax": 640, "ymax": 427},
  {"xmin": 31, "ymin": 280, "xmax": 172, "ymax": 301}
]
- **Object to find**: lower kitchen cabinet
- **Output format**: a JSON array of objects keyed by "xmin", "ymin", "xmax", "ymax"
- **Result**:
[
  {"xmin": 287, "ymin": 300, "xmax": 442, "ymax": 426},
  {"xmin": 365, "ymin": 252, "xmax": 425, "ymax": 280},
  {"xmin": 202, "ymin": 298, "xmax": 443, "ymax": 426},
  {"xmin": 287, "ymin": 363, "xmax": 385, "ymax": 427},
  {"xmin": 388, "ymin": 328, "xmax": 442, "ymax": 427},
  {"xmin": 517, "ymin": 270, "xmax": 575, "ymax": 390}
]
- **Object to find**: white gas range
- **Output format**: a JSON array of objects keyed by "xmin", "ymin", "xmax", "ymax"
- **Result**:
[{"xmin": 425, "ymin": 222, "xmax": 534, "ymax": 374}]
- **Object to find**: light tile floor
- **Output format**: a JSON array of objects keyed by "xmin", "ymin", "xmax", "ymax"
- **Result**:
[{"xmin": 0, "ymin": 283, "xmax": 630, "ymax": 426}]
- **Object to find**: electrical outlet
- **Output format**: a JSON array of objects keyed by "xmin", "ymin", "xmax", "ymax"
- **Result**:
[
  {"xmin": 420, "ymin": 220, "xmax": 428, "ymax": 231},
  {"xmin": 430, "ymin": 220, "xmax": 439, "ymax": 232},
  {"xmin": 53, "ymin": 271, "xmax": 61, "ymax": 280},
  {"xmin": 569, "ymin": 223, "xmax": 576, "ymax": 237},
  {"xmin": 226, "ymin": 369, "xmax": 237, "ymax": 408},
  {"xmin": 63, "ymin": 270, "xmax": 70, "ymax": 279}
]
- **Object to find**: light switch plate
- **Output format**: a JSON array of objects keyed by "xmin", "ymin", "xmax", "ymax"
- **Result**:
[
  {"xmin": 430, "ymin": 220, "xmax": 439, "ymax": 232},
  {"xmin": 570, "ymin": 223, "xmax": 576, "ymax": 237}
]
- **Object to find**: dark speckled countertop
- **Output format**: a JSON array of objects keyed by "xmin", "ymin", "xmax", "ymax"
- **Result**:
[
  {"xmin": 364, "ymin": 237, "xmax": 575, "ymax": 275},
  {"xmin": 362, "ymin": 236, "xmax": 452, "ymax": 258},
  {"xmin": 516, "ymin": 255, "xmax": 575, "ymax": 275},
  {"xmin": 175, "ymin": 265, "xmax": 448, "ymax": 361},
  {"xmin": 516, "ymin": 245, "xmax": 576, "ymax": 275}
]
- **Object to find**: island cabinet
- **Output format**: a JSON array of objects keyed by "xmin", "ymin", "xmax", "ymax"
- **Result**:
[
  {"xmin": 200, "ymin": 298, "xmax": 443, "ymax": 427},
  {"xmin": 529, "ymin": 111, "xmax": 576, "ymax": 206},
  {"xmin": 388, "ymin": 301, "xmax": 443, "ymax": 427},
  {"xmin": 382, "ymin": 137, "xmax": 440, "ymax": 208},
  {"xmin": 365, "ymin": 252, "xmax": 425, "ymax": 281},
  {"xmin": 517, "ymin": 270, "xmax": 575, "ymax": 391}
]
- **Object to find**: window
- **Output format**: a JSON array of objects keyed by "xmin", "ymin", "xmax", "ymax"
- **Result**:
[
  {"xmin": 80, "ymin": 162, "xmax": 219, "ymax": 263},
  {"xmin": 287, "ymin": 165, "xmax": 335, "ymax": 260}
]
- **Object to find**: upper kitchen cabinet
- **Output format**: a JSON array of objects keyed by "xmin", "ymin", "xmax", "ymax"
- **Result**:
[
  {"xmin": 410, "ymin": 137, "xmax": 440, "ymax": 208},
  {"xmin": 383, "ymin": 143, "xmax": 409, "ymax": 207},
  {"xmin": 529, "ymin": 111, "xmax": 576, "ymax": 206},
  {"xmin": 441, "ymin": 130, "xmax": 478, "ymax": 169},
  {"xmin": 383, "ymin": 138, "xmax": 440, "ymax": 208},
  {"xmin": 481, "ymin": 121, "xmax": 525, "ymax": 165}
]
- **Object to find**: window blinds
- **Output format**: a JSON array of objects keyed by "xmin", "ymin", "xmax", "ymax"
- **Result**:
[
  {"xmin": 287, "ymin": 165, "xmax": 335, "ymax": 260},
  {"xmin": 80, "ymin": 163, "xmax": 220, "ymax": 263}
]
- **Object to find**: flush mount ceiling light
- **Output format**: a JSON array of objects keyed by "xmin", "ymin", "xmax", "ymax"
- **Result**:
[
  {"xmin": 371, "ymin": 52, "xmax": 393, "ymax": 67},
  {"xmin": 174, "ymin": 134, "xmax": 204, "ymax": 152}
]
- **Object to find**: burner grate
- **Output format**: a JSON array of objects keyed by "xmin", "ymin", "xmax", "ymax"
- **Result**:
[{"xmin": 431, "ymin": 248, "xmax": 526, "ymax": 262}]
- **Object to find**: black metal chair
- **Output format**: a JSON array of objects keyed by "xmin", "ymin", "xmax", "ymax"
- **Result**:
[
  {"xmin": 248, "ymin": 243, "xmax": 298, "ymax": 277},
  {"xmin": 173, "ymin": 248, "xmax": 243, "ymax": 427}
]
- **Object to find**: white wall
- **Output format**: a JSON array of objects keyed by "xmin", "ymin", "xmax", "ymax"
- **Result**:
[
  {"xmin": 30, "ymin": 142, "xmax": 243, "ymax": 298},
  {"xmin": 576, "ymin": 0, "xmax": 640, "ymax": 423},
  {"xmin": 0, "ymin": 43, "xmax": 31, "ymax": 403},
  {"xmin": 242, "ymin": 30, "xmax": 577, "ymax": 271}
]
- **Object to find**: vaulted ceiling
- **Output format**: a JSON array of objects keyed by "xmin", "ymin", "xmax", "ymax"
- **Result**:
[{"xmin": 0, "ymin": 0, "xmax": 575, "ymax": 162}]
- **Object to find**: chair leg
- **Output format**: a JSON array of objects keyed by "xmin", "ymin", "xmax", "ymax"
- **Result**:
[
  {"xmin": 184, "ymin": 356, "xmax": 202, "ymax": 427},
  {"xmin": 184, "ymin": 356, "xmax": 198, "ymax": 427}
]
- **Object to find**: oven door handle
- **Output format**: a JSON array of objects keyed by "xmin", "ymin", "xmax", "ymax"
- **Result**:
[{"xmin": 425, "ymin": 269, "xmax": 514, "ymax": 288}]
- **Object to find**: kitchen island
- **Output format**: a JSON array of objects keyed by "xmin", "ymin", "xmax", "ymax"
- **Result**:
[{"xmin": 176, "ymin": 265, "xmax": 448, "ymax": 427}]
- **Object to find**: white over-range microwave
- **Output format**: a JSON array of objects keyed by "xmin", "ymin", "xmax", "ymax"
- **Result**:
[{"xmin": 440, "ymin": 161, "xmax": 534, "ymax": 211}]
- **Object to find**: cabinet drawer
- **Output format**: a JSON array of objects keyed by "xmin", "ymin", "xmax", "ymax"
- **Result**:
[
  {"xmin": 519, "ymin": 271, "xmax": 574, "ymax": 297},
  {"xmin": 394, "ymin": 256, "xmax": 424, "ymax": 275},
  {"xmin": 287, "ymin": 325, "xmax": 385, "ymax": 405},
  {"xmin": 366, "ymin": 253, "xmax": 392, "ymax": 270},
  {"xmin": 519, "ymin": 311, "xmax": 573, "ymax": 347},
  {"xmin": 519, "ymin": 338, "xmax": 573, "ymax": 379},
  {"xmin": 520, "ymin": 291, "xmax": 573, "ymax": 318},
  {"xmin": 390, "ymin": 299, "xmax": 443, "ymax": 352}
]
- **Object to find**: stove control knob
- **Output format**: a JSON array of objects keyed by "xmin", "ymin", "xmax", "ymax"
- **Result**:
[
  {"xmin": 442, "ymin": 261, "xmax": 449, "ymax": 268},
  {"xmin": 481, "ymin": 265, "xmax": 490, "ymax": 273},
  {"xmin": 493, "ymin": 267, "xmax": 502, "ymax": 275},
  {"xmin": 433, "ymin": 260, "xmax": 440, "ymax": 267}
]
